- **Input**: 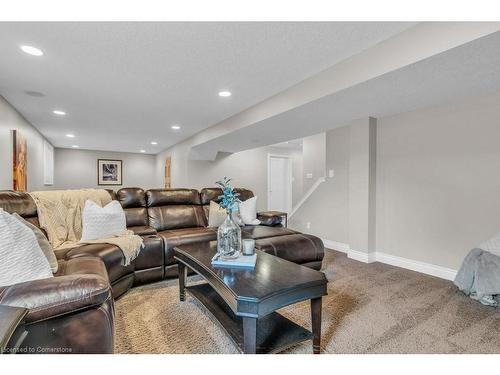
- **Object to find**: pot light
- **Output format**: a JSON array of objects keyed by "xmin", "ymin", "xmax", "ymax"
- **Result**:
[
  {"xmin": 151, "ymin": 141, "xmax": 158, "ymax": 145},
  {"xmin": 66, "ymin": 134, "xmax": 75, "ymax": 138},
  {"xmin": 71, "ymin": 145, "xmax": 79, "ymax": 148},
  {"xmin": 218, "ymin": 90, "xmax": 231, "ymax": 97},
  {"xmin": 20, "ymin": 45, "xmax": 43, "ymax": 56},
  {"xmin": 53, "ymin": 110, "xmax": 66, "ymax": 116},
  {"xmin": 25, "ymin": 90, "xmax": 44, "ymax": 97},
  {"xmin": 140, "ymin": 150, "xmax": 146, "ymax": 153},
  {"xmin": 171, "ymin": 125, "xmax": 181, "ymax": 130}
]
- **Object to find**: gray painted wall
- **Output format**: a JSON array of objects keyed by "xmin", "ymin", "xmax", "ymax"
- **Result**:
[
  {"xmin": 291, "ymin": 90, "xmax": 500, "ymax": 271},
  {"xmin": 302, "ymin": 132, "xmax": 326, "ymax": 191},
  {"xmin": 156, "ymin": 142, "xmax": 304, "ymax": 212},
  {"xmin": 0, "ymin": 96, "xmax": 51, "ymax": 191},
  {"xmin": 53, "ymin": 148, "xmax": 158, "ymax": 190},
  {"xmin": 376, "ymin": 91, "xmax": 500, "ymax": 270},
  {"xmin": 289, "ymin": 125, "xmax": 350, "ymax": 244}
]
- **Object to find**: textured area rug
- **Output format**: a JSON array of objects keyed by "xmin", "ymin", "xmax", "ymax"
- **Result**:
[{"xmin": 115, "ymin": 250, "xmax": 500, "ymax": 354}]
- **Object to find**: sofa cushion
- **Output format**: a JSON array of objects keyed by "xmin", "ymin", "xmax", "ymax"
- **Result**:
[
  {"xmin": 1, "ymin": 256, "xmax": 110, "ymax": 324},
  {"xmin": 117, "ymin": 187, "xmax": 146, "ymax": 208},
  {"xmin": 0, "ymin": 190, "xmax": 38, "ymax": 218},
  {"xmin": 200, "ymin": 187, "xmax": 254, "ymax": 205},
  {"xmin": 255, "ymin": 234, "xmax": 324, "ymax": 268},
  {"xmin": 117, "ymin": 188, "xmax": 148, "ymax": 227},
  {"xmin": 123, "ymin": 207, "xmax": 149, "ymax": 227},
  {"xmin": 134, "ymin": 235, "xmax": 164, "ymax": 270},
  {"xmin": 148, "ymin": 205, "xmax": 207, "ymax": 231},
  {"xmin": 55, "ymin": 255, "xmax": 109, "ymax": 278},
  {"xmin": 147, "ymin": 188, "xmax": 201, "ymax": 206},
  {"xmin": 241, "ymin": 225, "xmax": 297, "ymax": 240},
  {"xmin": 158, "ymin": 227, "xmax": 217, "ymax": 266},
  {"xmin": 128, "ymin": 225, "xmax": 157, "ymax": 236},
  {"xmin": 146, "ymin": 189, "xmax": 206, "ymax": 231},
  {"xmin": 64, "ymin": 243, "xmax": 134, "ymax": 283}
]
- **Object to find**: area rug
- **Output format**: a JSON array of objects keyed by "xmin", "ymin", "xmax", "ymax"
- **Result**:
[{"xmin": 114, "ymin": 250, "xmax": 500, "ymax": 354}]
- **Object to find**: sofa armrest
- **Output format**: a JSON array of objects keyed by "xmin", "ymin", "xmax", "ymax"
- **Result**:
[
  {"xmin": 128, "ymin": 225, "xmax": 157, "ymax": 236},
  {"xmin": 0, "ymin": 274, "xmax": 111, "ymax": 325},
  {"xmin": 257, "ymin": 211, "xmax": 284, "ymax": 226}
]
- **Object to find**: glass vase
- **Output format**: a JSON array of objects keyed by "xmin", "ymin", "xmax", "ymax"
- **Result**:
[{"xmin": 217, "ymin": 211, "xmax": 241, "ymax": 260}]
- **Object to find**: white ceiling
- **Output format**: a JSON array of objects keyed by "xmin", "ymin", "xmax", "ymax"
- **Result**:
[
  {"xmin": 271, "ymin": 138, "xmax": 303, "ymax": 149},
  {"xmin": 0, "ymin": 22, "xmax": 415, "ymax": 153},
  {"xmin": 193, "ymin": 30, "xmax": 500, "ymax": 156}
]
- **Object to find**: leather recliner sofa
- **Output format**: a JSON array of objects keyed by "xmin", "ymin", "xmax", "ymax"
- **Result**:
[{"xmin": 0, "ymin": 187, "xmax": 324, "ymax": 353}]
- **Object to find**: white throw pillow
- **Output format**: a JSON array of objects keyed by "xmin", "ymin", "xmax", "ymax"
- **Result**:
[
  {"xmin": 239, "ymin": 196, "xmax": 261, "ymax": 226},
  {"xmin": 208, "ymin": 201, "xmax": 245, "ymax": 227},
  {"xmin": 0, "ymin": 209, "xmax": 53, "ymax": 287},
  {"xmin": 208, "ymin": 200, "xmax": 226, "ymax": 227},
  {"xmin": 80, "ymin": 200, "xmax": 127, "ymax": 241}
]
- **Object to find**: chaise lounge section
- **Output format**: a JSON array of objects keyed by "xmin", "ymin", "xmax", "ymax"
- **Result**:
[{"xmin": 0, "ymin": 187, "xmax": 324, "ymax": 353}]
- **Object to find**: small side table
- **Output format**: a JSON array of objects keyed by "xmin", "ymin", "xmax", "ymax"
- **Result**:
[
  {"xmin": 0, "ymin": 305, "xmax": 28, "ymax": 354},
  {"xmin": 265, "ymin": 211, "xmax": 288, "ymax": 227}
]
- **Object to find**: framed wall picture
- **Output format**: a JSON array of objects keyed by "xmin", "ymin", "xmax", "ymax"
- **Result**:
[
  {"xmin": 12, "ymin": 130, "xmax": 28, "ymax": 192},
  {"xmin": 97, "ymin": 159, "xmax": 122, "ymax": 185}
]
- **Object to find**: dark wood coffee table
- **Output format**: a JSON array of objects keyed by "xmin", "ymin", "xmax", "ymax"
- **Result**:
[{"xmin": 173, "ymin": 241, "xmax": 327, "ymax": 354}]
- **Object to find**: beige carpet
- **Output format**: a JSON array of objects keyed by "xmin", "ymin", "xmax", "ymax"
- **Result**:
[{"xmin": 115, "ymin": 250, "xmax": 500, "ymax": 354}]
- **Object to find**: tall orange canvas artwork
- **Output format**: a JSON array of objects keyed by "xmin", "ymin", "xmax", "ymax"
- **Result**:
[
  {"xmin": 164, "ymin": 157, "xmax": 171, "ymax": 188},
  {"xmin": 12, "ymin": 130, "xmax": 27, "ymax": 192}
]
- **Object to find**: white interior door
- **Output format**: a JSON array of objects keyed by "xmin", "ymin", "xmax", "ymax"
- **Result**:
[{"xmin": 268, "ymin": 155, "xmax": 292, "ymax": 213}]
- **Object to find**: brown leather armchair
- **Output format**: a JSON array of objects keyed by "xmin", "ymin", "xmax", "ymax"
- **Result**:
[{"xmin": 0, "ymin": 256, "xmax": 114, "ymax": 354}]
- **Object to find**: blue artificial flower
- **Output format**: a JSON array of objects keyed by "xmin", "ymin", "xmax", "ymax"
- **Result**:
[{"xmin": 215, "ymin": 176, "xmax": 241, "ymax": 213}]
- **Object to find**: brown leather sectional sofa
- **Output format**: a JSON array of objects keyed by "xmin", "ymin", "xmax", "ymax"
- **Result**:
[{"xmin": 0, "ymin": 187, "xmax": 324, "ymax": 353}]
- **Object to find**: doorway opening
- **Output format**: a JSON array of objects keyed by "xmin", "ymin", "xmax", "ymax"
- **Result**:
[{"xmin": 267, "ymin": 154, "xmax": 293, "ymax": 213}]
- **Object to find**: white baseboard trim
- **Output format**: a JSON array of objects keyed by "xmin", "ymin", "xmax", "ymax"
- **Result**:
[
  {"xmin": 375, "ymin": 251, "xmax": 457, "ymax": 281},
  {"xmin": 321, "ymin": 238, "xmax": 350, "ymax": 253},
  {"xmin": 348, "ymin": 249, "xmax": 376, "ymax": 263},
  {"xmin": 319, "ymin": 238, "xmax": 457, "ymax": 281}
]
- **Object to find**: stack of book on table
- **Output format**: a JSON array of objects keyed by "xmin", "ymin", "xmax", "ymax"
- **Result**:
[{"xmin": 211, "ymin": 252, "xmax": 257, "ymax": 269}]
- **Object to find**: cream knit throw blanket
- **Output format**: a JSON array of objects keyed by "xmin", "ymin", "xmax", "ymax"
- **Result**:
[{"xmin": 29, "ymin": 189, "xmax": 143, "ymax": 266}]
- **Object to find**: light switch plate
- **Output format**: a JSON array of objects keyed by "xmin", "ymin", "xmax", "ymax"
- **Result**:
[{"xmin": 329, "ymin": 169, "xmax": 335, "ymax": 178}]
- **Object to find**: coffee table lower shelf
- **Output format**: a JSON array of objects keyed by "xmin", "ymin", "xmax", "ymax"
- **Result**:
[{"xmin": 186, "ymin": 283, "xmax": 313, "ymax": 354}]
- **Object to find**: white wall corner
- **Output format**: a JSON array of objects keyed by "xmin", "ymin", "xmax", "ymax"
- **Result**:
[
  {"xmin": 348, "ymin": 249, "xmax": 376, "ymax": 263},
  {"xmin": 321, "ymin": 239, "xmax": 350, "ymax": 253}
]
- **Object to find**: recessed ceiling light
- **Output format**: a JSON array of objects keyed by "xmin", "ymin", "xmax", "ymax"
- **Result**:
[
  {"xmin": 25, "ymin": 90, "xmax": 44, "ymax": 97},
  {"xmin": 71, "ymin": 145, "xmax": 79, "ymax": 148},
  {"xmin": 218, "ymin": 91, "xmax": 231, "ymax": 97},
  {"xmin": 53, "ymin": 110, "xmax": 66, "ymax": 116},
  {"xmin": 66, "ymin": 134, "xmax": 75, "ymax": 138},
  {"xmin": 140, "ymin": 150, "xmax": 146, "ymax": 153},
  {"xmin": 151, "ymin": 141, "xmax": 158, "ymax": 145},
  {"xmin": 20, "ymin": 45, "xmax": 43, "ymax": 56},
  {"xmin": 171, "ymin": 125, "xmax": 181, "ymax": 130}
]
